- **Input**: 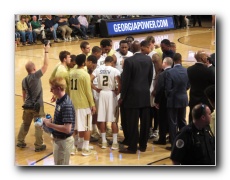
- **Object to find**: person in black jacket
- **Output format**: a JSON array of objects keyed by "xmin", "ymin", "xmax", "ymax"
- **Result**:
[
  {"xmin": 187, "ymin": 50, "xmax": 215, "ymax": 124},
  {"xmin": 170, "ymin": 104, "xmax": 215, "ymax": 165},
  {"xmin": 118, "ymin": 40, "xmax": 153, "ymax": 154}
]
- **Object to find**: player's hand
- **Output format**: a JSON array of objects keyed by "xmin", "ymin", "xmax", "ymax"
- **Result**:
[
  {"xmin": 155, "ymin": 103, "xmax": 160, "ymax": 109},
  {"xmin": 91, "ymin": 106, "xmax": 96, "ymax": 114}
]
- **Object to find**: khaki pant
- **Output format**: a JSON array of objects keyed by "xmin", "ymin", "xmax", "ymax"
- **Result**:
[
  {"xmin": 17, "ymin": 106, "xmax": 45, "ymax": 149},
  {"xmin": 58, "ymin": 25, "xmax": 72, "ymax": 39},
  {"xmin": 53, "ymin": 136, "xmax": 74, "ymax": 165}
]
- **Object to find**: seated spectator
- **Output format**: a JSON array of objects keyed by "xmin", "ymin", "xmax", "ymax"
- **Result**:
[
  {"xmin": 68, "ymin": 15, "xmax": 88, "ymax": 40},
  {"xmin": 78, "ymin": 15, "xmax": 95, "ymax": 38},
  {"xmin": 30, "ymin": 15, "xmax": 46, "ymax": 43},
  {"xmin": 15, "ymin": 30, "xmax": 21, "ymax": 46},
  {"xmin": 55, "ymin": 15, "xmax": 72, "ymax": 41},
  {"xmin": 16, "ymin": 15, "xmax": 33, "ymax": 45},
  {"xmin": 44, "ymin": 15, "xmax": 60, "ymax": 43},
  {"xmin": 25, "ymin": 16, "xmax": 37, "ymax": 44}
]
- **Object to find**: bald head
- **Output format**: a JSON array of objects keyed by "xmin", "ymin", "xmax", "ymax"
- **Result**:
[
  {"xmin": 25, "ymin": 61, "xmax": 35, "ymax": 74},
  {"xmin": 194, "ymin": 50, "xmax": 208, "ymax": 63},
  {"xmin": 131, "ymin": 40, "xmax": 140, "ymax": 53}
]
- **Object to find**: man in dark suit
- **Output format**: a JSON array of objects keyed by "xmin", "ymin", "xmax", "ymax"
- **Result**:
[
  {"xmin": 153, "ymin": 57, "xmax": 173, "ymax": 145},
  {"xmin": 118, "ymin": 40, "xmax": 153, "ymax": 154},
  {"xmin": 165, "ymin": 53, "xmax": 190, "ymax": 148},
  {"xmin": 187, "ymin": 50, "xmax": 215, "ymax": 124}
]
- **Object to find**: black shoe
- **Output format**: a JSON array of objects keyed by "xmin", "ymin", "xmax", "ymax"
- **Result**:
[
  {"xmin": 17, "ymin": 143, "xmax": 26, "ymax": 148},
  {"xmin": 35, "ymin": 144, "xmax": 46, "ymax": 152},
  {"xmin": 153, "ymin": 140, "xmax": 166, "ymax": 145},
  {"xmin": 118, "ymin": 140, "xmax": 128, "ymax": 146},
  {"xmin": 138, "ymin": 147, "xmax": 146, "ymax": 152},
  {"xmin": 90, "ymin": 136, "xmax": 99, "ymax": 142},
  {"xmin": 119, "ymin": 148, "xmax": 136, "ymax": 154},
  {"xmin": 165, "ymin": 146, "xmax": 172, "ymax": 151}
]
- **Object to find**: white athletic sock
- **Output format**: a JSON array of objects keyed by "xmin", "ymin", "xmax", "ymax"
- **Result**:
[
  {"xmin": 113, "ymin": 133, "xmax": 118, "ymax": 144},
  {"xmin": 83, "ymin": 140, "xmax": 89, "ymax": 150},
  {"xmin": 101, "ymin": 133, "xmax": 106, "ymax": 143}
]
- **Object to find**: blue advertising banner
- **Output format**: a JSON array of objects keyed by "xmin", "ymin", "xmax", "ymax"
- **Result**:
[{"xmin": 106, "ymin": 16, "xmax": 175, "ymax": 36}]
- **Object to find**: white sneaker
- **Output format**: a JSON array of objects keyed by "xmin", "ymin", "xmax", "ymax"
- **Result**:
[
  {"xmin": 101, "ymin": 142, "xmax": 107, "ymax": 149},
  {"xmin": 64, "ymin": 38, "xmax": 67, "ymax": 42},
  {"xmin": 68, "ymin": 37, "xmax": 72, "ymax": 41},
  {"xmin": 82, "ymin": 149, "xmax": 92, "ymax": 156},
  {"xmin": 111, "ymin": 143, "xmax": 118, "ymax": 150},
  {"xmin": 71, "ymin": 146, "xmax": 77, "ymax": 155}
]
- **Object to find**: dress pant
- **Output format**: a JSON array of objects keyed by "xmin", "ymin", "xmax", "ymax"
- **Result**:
[
  {"xmin": 120, "ymin": 103, "xmax": 128, "ymax": 143},
  {"xmin": 158, "ymin": 102, "xmax": 168, "ymax": 142},
  {"xmin": 125, "ymin": 107, "xmax": 150, "ymax": 152},
  {"xmin": 167, "ymin": 107, "xmax": 187, "ymax": 146}
]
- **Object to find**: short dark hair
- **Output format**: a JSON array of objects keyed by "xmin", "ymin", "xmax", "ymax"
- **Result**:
[
  {"xmin": 104, "ymin": 56, "xmax": 114, "ymax": 63},
  {"xmin": 173, "ymin": 53, "xmax": 182, "ymax": 63},
  {"xmin": 87, "ymin": 55, "xmax": 97, "ymax": 64},
  {"xmin": 125, "ymin": 36, "xmax": 134, "ymax": 41},
  {"xmin": 119, "ymin": 40, "xmax": 128, "ymax": 46},
  {"xmin": 140, "ymin": 40, "xmax": 150, "ymax": 47},
  {"xmin": 59, "ymin": 51, "xmax": 71, "ymax": 62},
  {"xmin": 161, "ymin": 39, "xmax": 171, "ymax": 46},
  {"xmin": 80, "ymin": 41, "xmax": 89, "ymax": 49},
  {"xmin": 92, "ymin": 46, "xmax": 102, "ymax": 53},
  {"xmin": 192, "ymin": 104, "xmax": 207, "ymax": 120},
  {"xmin": 100, "ymin": 39, "xmax": 111, "ymax": 47},
  {"xmin": 75, "ymin": 54, "xmax": 86, "ymax": 66},
  {"xmin": 70, "ymin": 54, "xmax": 77, "ymax": 62}
]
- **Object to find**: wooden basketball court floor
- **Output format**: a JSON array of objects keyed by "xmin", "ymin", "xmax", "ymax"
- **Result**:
[{"xmin": 14, "ymin": 25, "xmax": 215, "ymax": 166}]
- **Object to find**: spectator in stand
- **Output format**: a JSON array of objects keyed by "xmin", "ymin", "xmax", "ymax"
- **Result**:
[
  {"xmin": 78, "ymin": 15, "xmax": 95, "ymax": 38},
  {"xmin": 30, "ymin": 15, "xmax": 46, "ymax": 43},
  {"xmin": 192, "ymin": 15, "xmax": 202, "ymax": 27},
  {"xmin": 55, "ymin": 15, "xmax": 72, "ymax": 41},
  {"xmin": 44, "ymin": 15, "xmax": 60, "ymax": 43},
  {"xmin": 17, "ymin": 15, "xmax": 33, "ymax": 45},
  {"xmin": 69, "ymin": 15, "xmax": 88, "ymax": 40}
]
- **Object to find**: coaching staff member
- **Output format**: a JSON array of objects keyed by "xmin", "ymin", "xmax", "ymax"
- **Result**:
[{"xmin": 119, "ymin": 40, "xmax": 153, "ymax": 154}]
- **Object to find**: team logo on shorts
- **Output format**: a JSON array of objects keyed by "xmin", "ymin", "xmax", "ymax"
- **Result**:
[{"xmin": 176, "ymin": 139, "xmax": 184, "ymax": 148}]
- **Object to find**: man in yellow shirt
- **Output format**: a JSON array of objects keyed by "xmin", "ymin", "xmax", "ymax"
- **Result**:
[
  {"xmin": 69, "ymin": 54, "xmax": 96, "ymax": 156},
  {"xmin": 49, "ymin": 50, "xmax": 71, "ymax": 99},
  {"xmin": 16, "ymin": 15, "xmax": 33, "ymax": 45}
]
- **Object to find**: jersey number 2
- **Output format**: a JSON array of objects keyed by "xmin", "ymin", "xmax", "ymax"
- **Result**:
[{"xmin": 102, "ymin": 76, "xmax": 108, "ymax": 86}]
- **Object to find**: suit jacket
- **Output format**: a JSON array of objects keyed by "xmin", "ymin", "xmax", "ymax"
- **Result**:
[
  {"xmin": 121, "ymin": 53, "xmax": 153, "ymax": 108},
  {"xmin": 208, "ymin": 65, "xmax": 215, "ymax": 76},
  {"xmin": 187, "ymin": 63, "xmax": 215, "ymax": 107},
  {"xmin": 154, "ymin": 68, "xmax": 170, "ymax": 105},
  {"xmin": 165, "ymin": 64, "xmax": 190, "ymax": 108}
]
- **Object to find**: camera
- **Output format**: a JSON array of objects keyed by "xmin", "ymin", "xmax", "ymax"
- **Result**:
[{"xmin": 43, "ymin": 39, "xmax": 51, "ymax": 47}]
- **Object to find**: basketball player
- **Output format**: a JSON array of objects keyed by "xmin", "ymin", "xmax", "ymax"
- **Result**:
[
  {"xmin": 114, "ymin": 40, "xmax": 133, "ymax": 73},
  {"xmin": 69, "ymin": 54, "xmax": 96, "ymax": 156},
  {"xmin": 91, "ymin": 56, "xmax": 121, "ymax": 150}
]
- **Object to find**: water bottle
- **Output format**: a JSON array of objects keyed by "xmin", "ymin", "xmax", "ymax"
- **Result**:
[
  {"xmin": 34, "ymin": 117, "xmax": 43, "ymax": 127},
  {"xmin": 43, "ymin": 114, "xmax": 53, "ymax": 133}
]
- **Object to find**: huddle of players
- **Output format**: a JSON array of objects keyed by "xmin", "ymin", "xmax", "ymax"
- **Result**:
[{"xmin": 50, "ymin": 36, "xmax": 162, "ymax": 156}]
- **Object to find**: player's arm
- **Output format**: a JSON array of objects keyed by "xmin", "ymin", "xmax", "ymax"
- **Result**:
[
  {"xmin": 114, "ymin": 75, "xmax": 121, "ymax": 96},
  {"xmin": 90, "ymin": 73, "xmax": 101, "ymax": 93},
  {"xmin": 112, "ymin": 54, "xmax": 117, "ymax": 68}
]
